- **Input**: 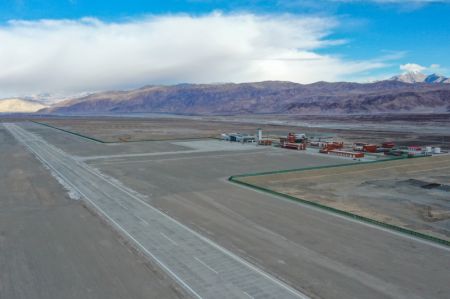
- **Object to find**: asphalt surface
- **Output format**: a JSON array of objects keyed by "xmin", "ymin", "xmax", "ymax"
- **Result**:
[
  {"xmin": 238, "ymin": 155, "xmax": 450, "ymax": 241},
  {"xmin": 5, "ymin": 121, "xmax": 450, "ymax": 299},
  {"xmin": 0, "ymin": 125, "xmax": 183, "ymax": 299},
  {"xmin": 4, "ymin": 123, "xmax": 308, "ymax": 299},
  {"xmin": 91, "ymin": 140, "xmax": 450, "ymax": 299}
]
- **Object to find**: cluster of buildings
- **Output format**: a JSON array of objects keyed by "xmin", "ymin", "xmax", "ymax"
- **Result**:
[{"xmin": 220, "ymin": 129, "xmax": 443, "ymax": 160}]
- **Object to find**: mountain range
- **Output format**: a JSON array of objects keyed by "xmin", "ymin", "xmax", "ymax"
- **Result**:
[
  {"xmin": 390, "ymin": 72, "xmax": 450, "ymax": 84},
  {"xmin": 40, "ymin": 73, "xmax": 450, "ymax": 115}
]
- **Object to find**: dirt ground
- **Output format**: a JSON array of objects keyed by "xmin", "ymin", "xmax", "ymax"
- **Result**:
[
  {"xmin": 28, "ymin": 114, "xmax": 450, "ymax": 150},
  {"xmin": 35, "ymin": 118, "xmax": 303, "ymax": 142},
  {"xmin": 0, "ymin": 126, "xmax": 184, "ymax": 299},
  {"xmin": 3, "ymin": 118, "xmax": 450, "ymax": 299},
  {"xmin": 238, "ymin": 155, "xmax": 450, "ymax": 242}
]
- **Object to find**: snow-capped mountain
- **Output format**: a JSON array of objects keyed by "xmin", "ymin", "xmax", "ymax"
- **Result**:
[
  {"xmin": 424, "ymin": 73, "xmax": 450, "ymax": 84},
  {"xmin": 390, "ymin": 72, "xmax": 449, "ymax": 84},
  {"xmin": 40, "ymin": 80, "xmax": 450, "ymax": 115}
]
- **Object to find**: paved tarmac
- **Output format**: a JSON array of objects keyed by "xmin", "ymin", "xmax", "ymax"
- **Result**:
[
  {"xmin": 4, "ymin": 123, "xmax": 308, "ymax": 299},
  {"xmin": 0, "ymin": 125, "xmax": 184, "ymax": 299},
  {"xmin": 5, "ymin": 122, "xmax": 450, "ymax": 299},
  {"xmin": 91, "ymin": 138, "xmax": 450, "ymax": 299}
]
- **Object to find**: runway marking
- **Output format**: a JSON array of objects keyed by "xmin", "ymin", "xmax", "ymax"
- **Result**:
[
  {"xmin": 88, "ymin": 150, "xmax": 269, "ymax": 165},
  {"xmin": 118, "ymin": 202, "xmax": 129, "ymax": 210},
  {"xmin": 160, "ymin": 232, "xmax": 178, "ymax": 246},
  {"xmin": 81, "ymin": 145, "xmax": 265, "ymax": 161},
  {"xmin": 81, "ymin": 149, "xmax": 204, "ymax": 161},
  {"xmin": 137, "ymin": 216, "xmax": 149, "ymax": 226},
  {"xmin": 4, "ymin": 124, "xmax": 203, "ymax": 299},
  {"xmin": 3, "ymin": 123, "xmax": 311, "ymax": 299},
  {"xmin": 243, "ymin": 291, "xmax": 254, "ymax": 298},
  {"xmin": 194, "ymin": 256, "xmax": 219, "ymax": 275}
]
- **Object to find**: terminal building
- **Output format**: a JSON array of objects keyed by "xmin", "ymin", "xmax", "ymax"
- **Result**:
[{"xmin": 221, "ymin": 133, "xmax": 256, "ymax": 143}]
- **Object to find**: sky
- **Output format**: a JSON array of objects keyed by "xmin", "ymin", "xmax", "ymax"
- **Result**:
[{"xmin": 0, "ymin": 0, "xmax": 449, "ymax": 98}]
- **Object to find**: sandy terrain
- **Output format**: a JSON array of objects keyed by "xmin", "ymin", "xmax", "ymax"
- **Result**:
[
  {"xmin": 0, "ymin": 125, "xmax": 184, "ymax": 299},
  {"xmin": 238, "ymin": 155, "xmax": 450, "ymax": 241},
  {"xmin": 2, "ymin": 116, "xmax": 450, "ymax": 299},
  {"xmin": 28, "ymin": 113, "xmax": 450, "ymax": 150},
  {"xmin": 35, "ymin": 118, "xmax": 301, "ymax": 142}
]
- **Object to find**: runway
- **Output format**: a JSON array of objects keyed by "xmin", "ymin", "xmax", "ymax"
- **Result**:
[
  {"xmin": 6, "ymin": 122, "xmax": 450, "ymax": 299},
  {"xmin": 4, "ymin": 123, "xmax": 309, "ymax": 299}
]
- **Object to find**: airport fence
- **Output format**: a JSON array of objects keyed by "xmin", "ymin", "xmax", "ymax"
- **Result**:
[
  {"xmin": 229, "ymin": 157, "xmax": 450, "ymax": 247},
  {"xmin": 30, "ymin": 120, "xmax": 216, "ymax": 143},
  {"xmin": 31, "ymin": 120, "xmax": 107, "ymax": 143}
]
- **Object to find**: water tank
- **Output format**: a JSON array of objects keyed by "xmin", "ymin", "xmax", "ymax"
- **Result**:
[
  {"xmin": 426, "ymin": 146, "xmax": 432, "ymax": 153},
  {"xmin": 433, "ymin": 147, "xmax": 441, "ymax": 154}
]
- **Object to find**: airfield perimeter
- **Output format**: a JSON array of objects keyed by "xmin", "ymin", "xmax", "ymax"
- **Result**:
[
  {"xmin": 1, "ymin": 120, "xmax": 450, "ymax": 299},
  {"xmin": 237, "ymin": 155, "xmax": 450, "ymax": 242}
]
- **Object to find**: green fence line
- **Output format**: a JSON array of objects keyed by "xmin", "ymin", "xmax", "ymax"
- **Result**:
[
  {"xmin": 228, "ymin": 155, "xmax": 447, "ymax": 247},
  {"xmin": 228, "ymin": 176, "xmax": 450, "ymax": 247},
  {"xmin": 31, "ymin": 120, "xmax": 107, "ymax": 143},
  {"xmin": 230, "ymin": 155, "xmax": 407, "ymax": 179},
  {"xmin": 105, "ymin": 136, "xmax": 217, "ymax": 143},
  {"xmin": 30, "ymin": 120, "xmax": 215, "ymax": 143}
]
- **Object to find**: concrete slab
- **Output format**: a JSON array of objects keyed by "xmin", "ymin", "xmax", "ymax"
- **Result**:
[
  {"xmin": 5, "ymin": 121, "xmax": 450, "ymax": 299},
  {"xmin": 90, "ymin": 138, "xmax": 450, "ymax": 299},
  {"xmin": 0, "ymin": 126, "xmax": 183, "ymax": 299},
  {"xmin": 4, "ymin": 123, "xmax": 308, "ymax": 299}
]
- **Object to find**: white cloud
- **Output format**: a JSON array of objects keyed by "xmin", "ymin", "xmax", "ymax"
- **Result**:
[
  {"xmin": 400, "ymin": 63, "xmax": 426, "ymax": 73},
  {"xmin": 0, "ymin": 13, "xmax": 391, "ymax": 97},
  {"xmin": 400, "ymin": 63, "xmax": 445, "ymax": 74}
]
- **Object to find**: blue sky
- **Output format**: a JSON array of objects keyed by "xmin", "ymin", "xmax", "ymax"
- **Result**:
[{"xmin": 0, "ymin": 0, "xmax": 449, "ymax": 96}]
